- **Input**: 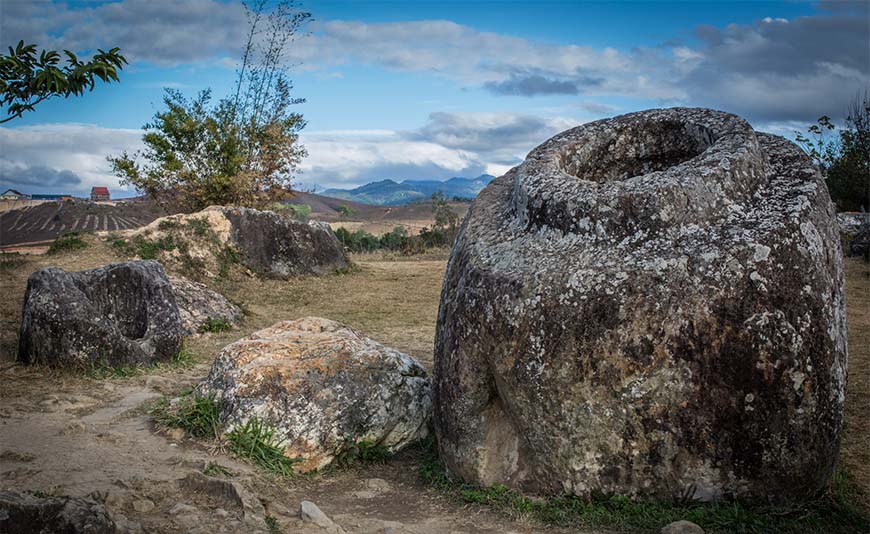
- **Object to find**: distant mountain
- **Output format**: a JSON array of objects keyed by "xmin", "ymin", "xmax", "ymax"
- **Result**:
[{"xmin": 321, "ymin": 175, "xmax": 495, "ymax": 206}]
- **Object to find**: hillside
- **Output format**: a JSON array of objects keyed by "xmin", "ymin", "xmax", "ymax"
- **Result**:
[
  {"xmin": 0, "ymin": 198, "xmax": 166, "ymax": 251},
  {"xmin": 285, "ymin": 191, "xmax": 470, "ymax": 235},
  {"xmin": 321, "ymin": 175, "xmax": 494, "ymax": 206}
]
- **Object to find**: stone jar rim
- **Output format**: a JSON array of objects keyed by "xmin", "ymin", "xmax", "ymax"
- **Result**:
[{"xmin": 510, "ymin": 107, "xmax": 765, "ymax": 236}]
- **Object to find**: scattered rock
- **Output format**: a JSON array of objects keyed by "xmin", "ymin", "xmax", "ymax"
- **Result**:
[
  {"xmin": 17, "ymin": 260, "xmax": 183, "ymax": 368},
  {"xmin": 300, "ymin": 501, "xmax": 346, "ymax": 534},
  {"xmin": 131, "ymin": 499, "xmax": 155, "ymax": 513},
  {"xmin": 168, "ymin": 275, "xmax": 242, "ymax": 335},
  {"xmin": 113, "ymin": 514, "xmax": 143, "ymax": 534},
  {"xmin": 128, "ymin": 206, "xmax": 349, "ymax": 279},
  {"xmin": 434, "ymin": 108, "xmax": 847, "ymax": 502},
  {"xmin": 169, "ymin": 502, "xmax": 197, "ymax": 515},
  {"xmin": 0, "ymin": 491, "xmax": 117, "ymax": 534},
  {"xmin": 178, "ymin": 472, "xmax": 267, "ymax": 531},
  {"xmin": 166, "ymin": 427, "xmax": 186, "ymax": 442},
  {"xmin": 197, "ymin": 317, "xmax": 431, "ymax": 472},
  {"xmin": 661, "ymin": 520, "xmax": 705, "ymax": 534},
  {"xmin": 381, "ymin": 519, "xmax": 404, "ymax": 532}
]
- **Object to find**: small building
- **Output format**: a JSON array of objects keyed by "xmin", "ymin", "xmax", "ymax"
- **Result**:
[
  {"xmin": 0, "ymin": 189, "xmax": 28, "ymax": 200},
  {"xmin": 91, "ymin": 187, "xmax": 110, "ymax": 202}
]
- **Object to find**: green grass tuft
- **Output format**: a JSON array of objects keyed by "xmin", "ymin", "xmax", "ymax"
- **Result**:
[
  {"xmin": 48, "ymin": 232, "xmax": 88, "ymax": 254},
  {"xmin": 334, "ymin": 438, "xmax": 392, "ymax": 468},
  {"xmin": 203, "ymin": 462, "xmax": 234, "ymax": 478},
  {"xmin": 186, "ymin": 217, "xmax": 211, "ymax": 236},
  {"xmin": 151, "ymin": 391, "xmax": 222, "ymax": 439},
  {"xmin": 226, "ymin": 418, "xmax": 297, "ymax": 478},
  {"xmin": 135, "ymin": 235, "xmax": 176, "ymax": 259},
  {"xmin": 264, "ymin": 515, "xmax": 281, "ymax": 534},
  {"xmin": 198, "ymin": 317, "xmax": 233, "ymax": 333}
]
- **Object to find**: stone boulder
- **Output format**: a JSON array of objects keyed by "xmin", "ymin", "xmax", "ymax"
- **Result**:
[
  {"xmin": 168, "ymin": 275, "xmax": 242, "ymax": 335},
  {"xmin": 18, "ymin": 260, "xmax": 184, "ymax": 368},
  {"xmin": 197, "ymin": 317, "xmax": 431, "ymax": 472},
  {"xmin": 127, "ymin": 206, "xmax": 348, "ymax": 279},
  {"xmin": 849, "ymin": 220, "xmax": 869, "ymax": 258},
  {"xmin": 434, "ymin": 108, "xmax": 846, "ymax": 502},
  {"xmin": 0, "ymin": 491, "xmax": 117, "ymax": 534}
]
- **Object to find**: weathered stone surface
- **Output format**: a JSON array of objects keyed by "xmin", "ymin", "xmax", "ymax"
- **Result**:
[
  {"xmin": 168, "ymin": 275, "xmax": 241, "ymax": 335},
  {"xmin": 434, "ymin": 108, "xmax": 847, "ymax": 502},
  {"xmin": 661, "ymin": 520, "xmax": 705, "ymax": 534},
  {"xmin": 197, "ymin": 317, "xmax": 431, "ymax": 472},
  {"xmin": 0, "ymin": 491, "xmax": 117, "ymax": 534},
  {"xmin": 129, "ymin": 206, "xmax": 348, "ymax": 279},
  {"xmin": 299, "ymin": 501, "xmax": 346, "ymax": 533},
  {"xmin": 222, "ymin": 208, "xmax": 348, "ymax": 278},
  {"xmin": 849, "ymin": 219, "xmax": 869, "ymax": 258},
  {"xmin": 18, "ymin": 260, "xmax": 183, "ymax": 368},
  {"xmin": 836, "ymin": 211, "xmax": 867, "ymax": 237}
]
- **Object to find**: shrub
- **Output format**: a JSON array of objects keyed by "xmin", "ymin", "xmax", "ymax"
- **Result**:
[{"xmin": 48, "ymin": 232, "xmax": 88, "ymax": 254}]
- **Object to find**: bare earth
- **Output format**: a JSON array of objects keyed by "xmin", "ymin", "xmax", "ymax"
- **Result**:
[{"xmin": 0, "ymin": 237, "xmax": 868, "ymax": 533}]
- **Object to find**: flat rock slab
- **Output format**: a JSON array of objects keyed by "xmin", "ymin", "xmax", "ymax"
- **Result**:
[
  {"xmin": 197, "ymin": 317, "xmax": 432, "ymax": 472},
  {"xmin": 434, "ymin": 107, "xmax": 847, "ymax": 502}
]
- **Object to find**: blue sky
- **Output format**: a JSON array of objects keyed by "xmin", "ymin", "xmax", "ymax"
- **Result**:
[{"xmin": 1, "ymin": 0, "xmax": 868, "ymax": 197}]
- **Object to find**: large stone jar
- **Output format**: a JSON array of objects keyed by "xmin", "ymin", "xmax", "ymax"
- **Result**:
[{"xmin": 433, "ymin": 108, "xmax": 847, "ymax": 502}]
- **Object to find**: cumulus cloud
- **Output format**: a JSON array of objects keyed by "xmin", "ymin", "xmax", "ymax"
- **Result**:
[
  {"xmin": 5, "ymin": 1, "xmax": 866, "ymax": 124},
  {"xmin": 681, "ymin": 12, "xmax": 870, "ymax": 122},
  {"xmin": 1, "ymin": 0, "xmax": 247, "ymax": 65},
  {"xmin": 295, "ymin": 19, "xmax": 683, "ymax": 101},
  {"xmin": 0, "ymin": 124, "xmax": 144, "ymax": 196},
  {"xmin": 299, "ymin": 112, "xmax": 578, "ymax": 188},
  {"xmin": 0, "ymin": 113, "xmax": 579, "ymax": 195},
  {"xmin": 411, "ymin": 112, "xmax": 576, "ymax": 164},
  {"xmin": 299, "ymin": 129, "xmax": 481, "ymax": 188}
]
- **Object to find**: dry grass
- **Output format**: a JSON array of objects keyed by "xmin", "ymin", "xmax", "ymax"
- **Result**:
[
  {"xmin": 200, "ymin": 254, "xmax": 446, "ymax": 365},
  {"xmin": 842, "ymin": 258, "xmax": 870, "ymax": 510}
]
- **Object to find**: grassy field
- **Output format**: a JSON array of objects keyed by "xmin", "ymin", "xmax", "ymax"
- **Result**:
[{"xmin": 1, "ymin": 234, "xmax": 868, "ymax": 532}]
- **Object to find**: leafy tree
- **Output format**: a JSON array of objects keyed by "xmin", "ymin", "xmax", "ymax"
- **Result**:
[
  {"xmin": 0, "ymin": 41, "xmax": 127, "ymax": 123},
  {"xmin": 796, "ymin": 90, "xmax": 870, "ymax": 212},
  {"xmin": 337, "ymin": 204, "xmax": 354, "ymax": 219},
  {"xmin": 431, "ymin": 191, "xmax": 459, "ymax": 241},
  {"xmin": 109, "ymin": 0, "xmax": 310, "ymax": 211}
]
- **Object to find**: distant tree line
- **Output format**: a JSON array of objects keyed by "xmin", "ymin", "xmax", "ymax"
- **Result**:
[{"xmin": 335, "ymin": 193, "xmax": 460, "ymax": 254}]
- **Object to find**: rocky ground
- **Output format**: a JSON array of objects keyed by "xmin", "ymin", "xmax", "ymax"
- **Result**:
[{"xmin": 0, "ymin": 236, "xmax": 868, "ymax": 532}]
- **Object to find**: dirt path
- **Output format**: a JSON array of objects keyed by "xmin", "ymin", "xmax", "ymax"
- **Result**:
[{"xmin": 0, "ymin": 362, "xmax": 588, "ymax": 534}]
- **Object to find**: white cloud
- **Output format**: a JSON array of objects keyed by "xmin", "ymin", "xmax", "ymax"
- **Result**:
[
  {"xmin": 295, "ymin": 19, "xmax": 684, "ymax": 100},
  {"xmin": 0, "ymin": 124, "xmax": 144, "ymax": 196},
  {"xmin": 0, "ymin": 112, "xmax": 582, "ymax": 194}
]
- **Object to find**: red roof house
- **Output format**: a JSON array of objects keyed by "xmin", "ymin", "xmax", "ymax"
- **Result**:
[{"xmin": 91, "ymin": 187, "xmax": 110, "ymax": 201}]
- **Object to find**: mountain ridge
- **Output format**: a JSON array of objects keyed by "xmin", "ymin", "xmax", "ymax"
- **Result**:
[{"xmin": 321, "ymin": 174, "xmax": 494, "ymax": 206}]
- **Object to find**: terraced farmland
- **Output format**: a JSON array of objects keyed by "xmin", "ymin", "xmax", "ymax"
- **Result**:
[{"xmin": 0, "ymin": 200, "xmax": 164, "ymax": 251}]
